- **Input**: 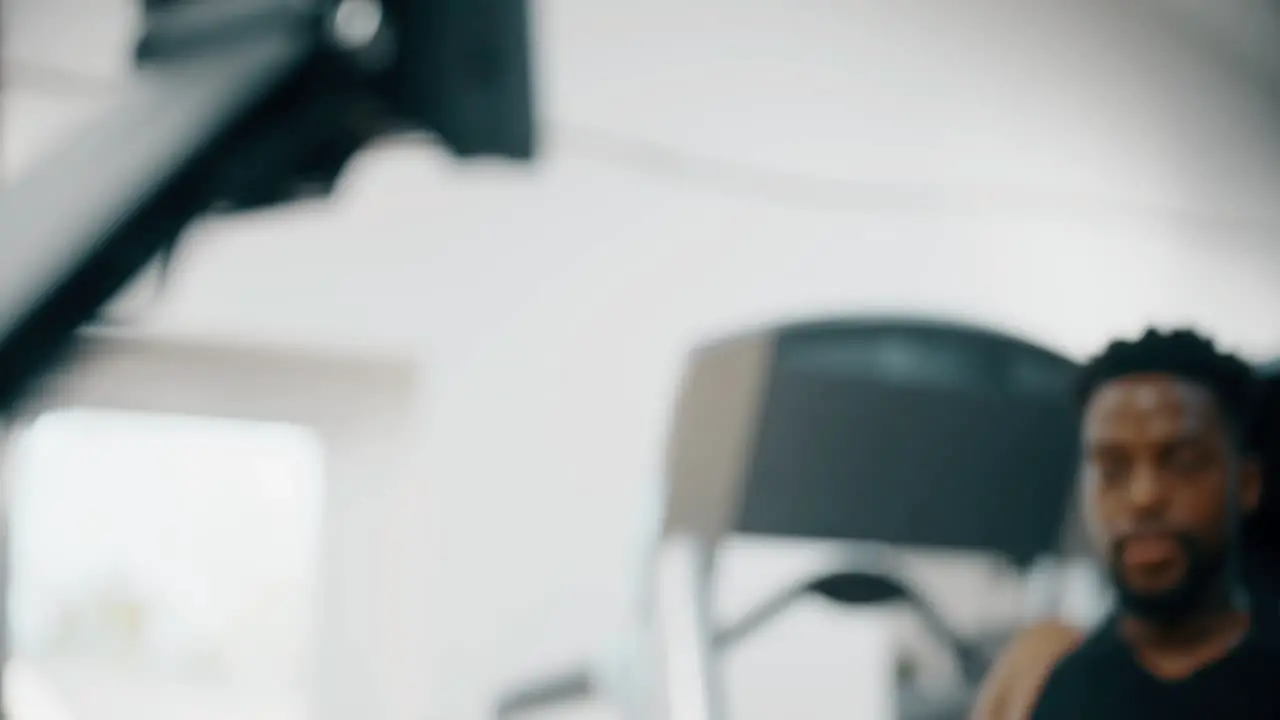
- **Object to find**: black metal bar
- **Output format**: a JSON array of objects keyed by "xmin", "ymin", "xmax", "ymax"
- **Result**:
[
  {"xmin": 495, "ymin": 666, "xmax": 595, "ymax": 718},
  {"xmin": 136, "ymin": 0, "xmax": 314, "ymax": 61},
  {"xmin": 0, "ymin": 8, "xmax": 314, "ymax": 414},
  {"xmin": 712, "ymin": 580, "xmax": 813, "ymax": 649}
]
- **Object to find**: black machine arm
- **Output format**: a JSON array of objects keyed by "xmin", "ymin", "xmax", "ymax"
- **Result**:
[
  {"xmin": 0, "ymin": 4, "xmax": 310, "ymax": 412},
  {"xmin": 0, "ymin": 0, "xmax": 536, "ymax": 414}
]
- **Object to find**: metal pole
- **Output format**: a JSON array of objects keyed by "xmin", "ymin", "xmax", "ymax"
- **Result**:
[
  {"xmin": 656, "ymin": 534, "xmax": 724, "ymax": 720},
  {"xmin": 0, "ymin": 423, "xmax": 12, "ymax": 720}
]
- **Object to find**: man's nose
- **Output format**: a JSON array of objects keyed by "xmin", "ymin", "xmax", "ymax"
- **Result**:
[{"xmin": 1127, "ymin": 465, "xmax": 1167, "ymax": 511}]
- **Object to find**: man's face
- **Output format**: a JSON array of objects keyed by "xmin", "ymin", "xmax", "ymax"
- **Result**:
[{"xmin": 1081, "ymin": 373, "xmax": 1259, "ymax": 620}]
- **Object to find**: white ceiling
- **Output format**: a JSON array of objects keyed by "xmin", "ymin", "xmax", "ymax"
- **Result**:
[{"xmin": 7, "ymin": 0, "xmax": 1280, "ymax": 357}]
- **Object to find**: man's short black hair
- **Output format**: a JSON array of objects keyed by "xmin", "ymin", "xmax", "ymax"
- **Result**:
[{"xmin": 1074, "ymin": 328, "xmax": 1260, "ymax": 450}]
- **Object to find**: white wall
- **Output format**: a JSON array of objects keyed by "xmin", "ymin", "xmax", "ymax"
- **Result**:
[{"xmin": 11, "ymin": 0, "xmax": 1280, "ymax": 718}]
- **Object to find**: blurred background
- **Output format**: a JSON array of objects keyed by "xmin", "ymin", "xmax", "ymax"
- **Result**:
[{"xmin": 5, "ymin": 0, "xmax": 1280, "ymax": 719}]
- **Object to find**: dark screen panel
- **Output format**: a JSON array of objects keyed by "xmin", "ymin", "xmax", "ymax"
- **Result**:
[{"xmin": 736, "ymin": 320, "xmax": 1080, "ymax": 568}]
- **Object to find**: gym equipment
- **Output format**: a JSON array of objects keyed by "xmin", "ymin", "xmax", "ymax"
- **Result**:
[
  {"xmin": 494, "ymin": 316, "xmax": 1083, "ymax": 720},
  {"xmin": 808, "ymin": 571, "xmax": 988, "ymax": 686},
  {"xmin": 495, "ymin": 553, "xmax": 986, "ymax": 719},
  {"xmin": 661, "ymin": 317, "xmax": 1081, "ymax": 720},
  {"xmin": 0, "ymin": 0, "xmax": 535, "ymax": 416}
]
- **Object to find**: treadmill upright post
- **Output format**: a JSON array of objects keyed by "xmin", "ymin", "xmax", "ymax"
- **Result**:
[{"xmin": 656, "ymin": 535, "xmax": 725, "ymax": 720}]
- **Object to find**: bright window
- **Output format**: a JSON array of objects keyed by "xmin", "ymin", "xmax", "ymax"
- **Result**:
[{"xmin": 5, "ymin": 408, "xmax": 324, "ymax": 720}]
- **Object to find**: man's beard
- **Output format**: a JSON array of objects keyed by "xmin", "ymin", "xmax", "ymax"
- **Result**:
[{"xmin": 1108, "ymin": 533, "xmax": 1229, "ymax": 623}]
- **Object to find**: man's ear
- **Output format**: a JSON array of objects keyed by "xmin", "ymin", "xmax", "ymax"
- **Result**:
[{"xmin": 1240, "ymin": 457, "xmax": 1264, "ymax": 515}]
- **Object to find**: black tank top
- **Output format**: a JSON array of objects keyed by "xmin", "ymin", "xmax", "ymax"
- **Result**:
[{"xmin": 1030, "ymin": 604, "xmax": 1280, "ymax": 720}]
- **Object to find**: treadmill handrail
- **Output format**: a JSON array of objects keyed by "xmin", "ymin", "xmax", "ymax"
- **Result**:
[{"xmin": 491, "ymin": 558, "xmax": 987, "ymax": 718}]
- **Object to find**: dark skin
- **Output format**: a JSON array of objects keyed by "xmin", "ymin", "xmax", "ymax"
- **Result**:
[
  {"xmin": 971, "ymin": 372, "xmax": 1263, "ymax": 719},
  {"xmin": 1082, "ymin": 373, "xmax": 1261, "ymax": 679}
]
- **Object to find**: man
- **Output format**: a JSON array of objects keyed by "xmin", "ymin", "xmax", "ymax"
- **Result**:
[{"xmin": 971, "ymin": 328, "xmax": 1280, "ymax": 719}]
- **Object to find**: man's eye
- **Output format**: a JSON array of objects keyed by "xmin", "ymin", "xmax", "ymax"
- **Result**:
[
  {"xmin": 1096, "ymin": 461, "xmax": 1128, "ymax": 484},
  {"xmin": 1167, "ymin": 450, "xmax": 1209, "ymax": 474}
]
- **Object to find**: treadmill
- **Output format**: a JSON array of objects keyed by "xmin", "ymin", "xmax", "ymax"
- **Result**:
[{"xmin": 496, "ymin": 316, "xmax": 1083, "ymax": 720}]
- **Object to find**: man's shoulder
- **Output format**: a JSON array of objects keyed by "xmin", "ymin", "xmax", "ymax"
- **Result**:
[
  {"xmin": 969, "ymin": 619, "xmax": 1087, "ymax": 720},
  {"xmin": 1003, "ymin": 619, "xmax": 1090, "ymax": 659}
]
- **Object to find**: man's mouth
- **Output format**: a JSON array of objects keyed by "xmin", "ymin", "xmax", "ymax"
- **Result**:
[{"xmin": 1121, "ymin": 533, "xmax": 1181, "ymax": 568}]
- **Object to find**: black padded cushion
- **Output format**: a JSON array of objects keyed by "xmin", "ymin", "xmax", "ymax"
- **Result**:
[{"xmin": 736, "ymin": 318, "xmax": 1080, "ymax": 568}]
